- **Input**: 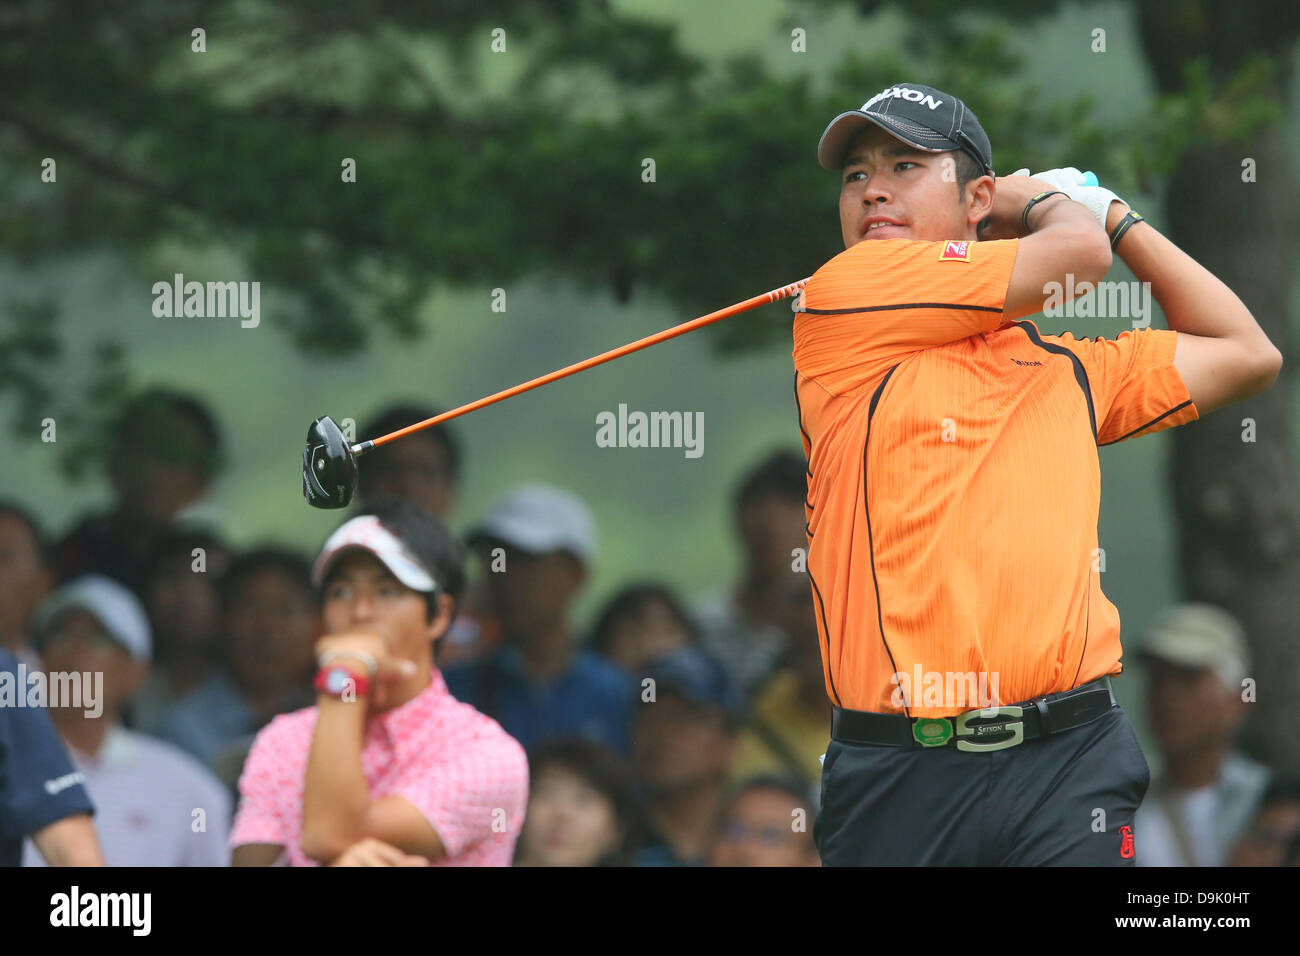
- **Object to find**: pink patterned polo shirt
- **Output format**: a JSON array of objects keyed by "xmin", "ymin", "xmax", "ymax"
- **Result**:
[{"xmin": 230, "ymin": 668, "xmax": 529, "ymax": 866}]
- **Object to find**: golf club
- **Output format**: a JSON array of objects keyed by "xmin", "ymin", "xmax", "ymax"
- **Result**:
[
  {"xmin": 301, "ymin": 276, "xmax": 811, "ymax": 508},
  {"xmin": 302, "ymin": 415, "xmax": 359, "ymax": 509}
]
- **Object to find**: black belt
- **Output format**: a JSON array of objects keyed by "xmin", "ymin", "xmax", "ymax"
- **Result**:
[{"xmin": 830, "ymin": 677, "xmax": 1118, "ymax": 752}]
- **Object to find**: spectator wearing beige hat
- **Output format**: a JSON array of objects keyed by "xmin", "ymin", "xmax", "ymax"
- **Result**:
[{"xmin": 1133, "ymin": 602, "xmax": 1270, "ymax": 867}]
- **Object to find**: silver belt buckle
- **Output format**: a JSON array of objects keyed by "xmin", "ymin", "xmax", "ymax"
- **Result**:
[{"xmin": 953, "ymin": 705, "xmax": 1024, "ymax": 752}]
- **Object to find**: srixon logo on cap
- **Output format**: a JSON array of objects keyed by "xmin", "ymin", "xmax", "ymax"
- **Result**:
[{"xmin": 863, "ymin": 86, "xmax": 944, "ymax": 111}]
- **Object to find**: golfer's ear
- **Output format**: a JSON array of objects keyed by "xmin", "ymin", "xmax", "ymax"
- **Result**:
[
  {"xmin": 967, "ymin": 175, "xmax": 995, "ymax": 228},
  {"xmin": 427, "ymin": 593, "xmax": 456, "ymax": 643}
]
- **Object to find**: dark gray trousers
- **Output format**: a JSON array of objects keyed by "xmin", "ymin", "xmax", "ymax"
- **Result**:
[{"xmin": 815, "ymin": 705, "xmax": 1151, "ymax": 866}]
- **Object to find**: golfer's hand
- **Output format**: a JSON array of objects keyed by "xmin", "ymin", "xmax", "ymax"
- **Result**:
[
  {"xmin": 983, "ymin": 173, "xmax": 1059, "ymax": 240},
  {"xmin": 1010, "ymin": 166, "xmax": 1125, "ymax": 231},
  {"xmin": 1009, "ymin": 166, "xmax": 1087, "ymax": 193},
  {"xmin": 314, "ymin": 632, "xmax": 417, "ymax": 708},
  {"xmin": 329, "ymin": 837, "xmax": 429, "ymax": 867}
]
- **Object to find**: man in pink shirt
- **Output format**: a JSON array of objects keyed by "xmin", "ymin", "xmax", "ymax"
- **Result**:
[{"xmin": 230, "ymin": 501, "xmax": 529, "ymax": 866}]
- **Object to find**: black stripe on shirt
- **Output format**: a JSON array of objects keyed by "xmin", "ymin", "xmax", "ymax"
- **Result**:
[
  {"xmin": 1098, "ymin": 401, "xmax": 1193, "ymax": 446},
  {"xmin": 861, "ymin": 364, "xmax": 908, "ymax": 718},
  {"xmin": 1013, "ymin": 321, "xmax": 1098, "ymax": 442},
  {"xmin": 798, "ymin": 302, "xmax": 1003, "ymax": 316}
]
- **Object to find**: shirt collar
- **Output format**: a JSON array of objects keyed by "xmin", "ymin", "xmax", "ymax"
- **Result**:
[
  {"xmin": 72, "ymin": 724, "xmax": 134, "ymax": 770},
  {"xmin": 373, "ymin": 668, "xmax": 452, "ymax": 759}
]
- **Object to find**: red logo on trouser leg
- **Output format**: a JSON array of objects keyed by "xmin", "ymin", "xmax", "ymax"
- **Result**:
[{"xmin": 1119, "ymin": 825, "xmax": 1135, "ymax": 859}]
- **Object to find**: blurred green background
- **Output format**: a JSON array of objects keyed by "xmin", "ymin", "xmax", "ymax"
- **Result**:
[{"xmin": 5, "ymin": 0, "xmax": 1298, "ymax": 758}]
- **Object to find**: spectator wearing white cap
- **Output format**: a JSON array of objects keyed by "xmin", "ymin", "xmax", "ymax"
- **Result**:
[
  {"xmin": 1133, "ymin": 602, "xmax": 1270, "ymax": 867},
  {"xmin": 443, "ymin": 484, "xmax": 634, "ymax": 755},
  {"xmin": 22, "ymin": 575, "xmax": 232, "ymax": 866}
]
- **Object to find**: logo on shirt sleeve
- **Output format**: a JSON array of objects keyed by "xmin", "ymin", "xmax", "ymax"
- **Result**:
[
  {"xmin": 939, "ymin": 240, "xmax": 972, "ymax": 261},
  {"xmin": 44, "ymin": 770, "xmax": 87, "ymax": 795}
]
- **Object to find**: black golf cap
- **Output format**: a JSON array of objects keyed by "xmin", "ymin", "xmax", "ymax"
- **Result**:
[{"xmin": 817, "ymin": 82, "xmax": 994, "ymax": 176}]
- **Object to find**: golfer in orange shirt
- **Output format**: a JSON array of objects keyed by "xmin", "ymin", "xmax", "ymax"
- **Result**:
[{"xmin": 799, "ymin": 83, "xmax": 1282, "ymax": 865}]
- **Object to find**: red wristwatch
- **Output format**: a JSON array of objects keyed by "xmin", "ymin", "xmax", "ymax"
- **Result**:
[{"xmin": 314, "ymin": 665, "xmax": 371, "ymax": 700}]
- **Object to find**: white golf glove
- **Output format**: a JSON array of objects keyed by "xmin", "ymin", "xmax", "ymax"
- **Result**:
[{"xmin": 1010, "ymin": 166, "xmax": 1125, "ymax": 231}]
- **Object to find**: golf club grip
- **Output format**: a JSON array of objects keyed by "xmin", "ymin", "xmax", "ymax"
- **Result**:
[
  {"xmin": 362, "ymin": 277, "xmax": 812, "ymax": 452},
  {"xmin": 1083, "ymin": 171, "xmax": 1098, "ymax": 187}
]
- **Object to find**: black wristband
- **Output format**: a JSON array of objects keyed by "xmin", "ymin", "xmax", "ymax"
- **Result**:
[
  {"xmin": 1021, "ymin": 190, "xmax": 1067, "ymax": 232},
  {"xmin": 1109, "ymin": 210, "xmax": 1145, "ymax": 249}
]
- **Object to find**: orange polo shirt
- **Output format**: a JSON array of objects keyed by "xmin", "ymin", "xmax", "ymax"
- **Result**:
[{"xmin": 793, "ymin": 237, "xmax": 1198, "ymax": 717}]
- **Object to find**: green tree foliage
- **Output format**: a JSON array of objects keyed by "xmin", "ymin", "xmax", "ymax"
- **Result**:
[{"xmin": 1, "ymin": 0, "xmax": 1111, "ymax": 472}]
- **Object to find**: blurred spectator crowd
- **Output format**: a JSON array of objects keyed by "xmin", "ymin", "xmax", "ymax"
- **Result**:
[{"xmin": 2, "ymin": 387, "xmax": 1296, "ymax": 867}]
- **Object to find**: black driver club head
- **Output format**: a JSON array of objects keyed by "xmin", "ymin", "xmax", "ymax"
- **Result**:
[{"xmin": 302, "ymin": 416, "xmax": 358, "ymax": 509}]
